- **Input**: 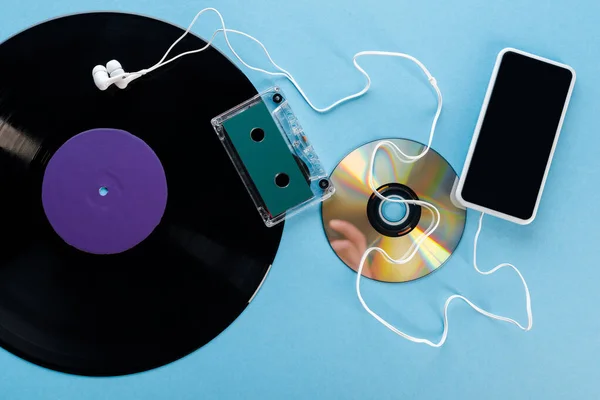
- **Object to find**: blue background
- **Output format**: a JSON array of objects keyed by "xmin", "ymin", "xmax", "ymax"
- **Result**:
[{"xmin": 1, "ymin": 0, "xmax": 597, "ymax": 398}]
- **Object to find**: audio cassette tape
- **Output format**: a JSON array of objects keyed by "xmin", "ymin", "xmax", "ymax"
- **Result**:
[{"xmin": 212, "ymin": 87, "xmax": 334, "ymax": 226}]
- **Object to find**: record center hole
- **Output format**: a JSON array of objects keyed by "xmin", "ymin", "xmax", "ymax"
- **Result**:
[
  {"xmin": 99, "ymin": 186, "xmax": 109, "ymax": 197},
  {"xmin": 275, "ymin": 173, "xmax": 290, "ymax": 188},
  {"xmin": 381, "ymin": 197, "xmax": 407, "ymax": 223},
  {"xmin": 250, "ymin": 128, "xmax": 265, "ymax": 142}
]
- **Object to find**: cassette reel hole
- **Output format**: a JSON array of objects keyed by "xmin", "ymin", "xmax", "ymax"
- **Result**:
[
  {"xmin": 98, "ymin": 186, "xmax": 109, "ymax": 197},
  {"xmin": 275, "ymin": 173, "xmax": 290, "ymax": 188},
  {"xmin": 250, "ymin": 128, "xmax": 265, "ymax": 142}
]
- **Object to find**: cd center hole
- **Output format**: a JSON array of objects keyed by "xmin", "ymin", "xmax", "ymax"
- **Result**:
[
  {"xmin": 381, "ymin": 197, "xmax": 407, "ymax": 223},
  {"xmin": 99, "ymin": 186, "xmax": 109, "ymax": 197}
]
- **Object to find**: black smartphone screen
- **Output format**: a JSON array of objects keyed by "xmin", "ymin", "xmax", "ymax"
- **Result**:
[{"xmin": 460, "ymin": 50, "xmax": 574, "ymax": 221}]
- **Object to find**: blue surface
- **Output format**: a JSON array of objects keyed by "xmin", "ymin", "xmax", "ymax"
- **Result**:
[{"xmin": 1, "ymin": 0, "xmax": 598, "ymax": 398}]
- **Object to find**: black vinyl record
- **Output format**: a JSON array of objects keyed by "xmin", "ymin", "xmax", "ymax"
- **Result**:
[{"xmin": 0, "ymin": 12, "xmax": 283, "ymax": 376}]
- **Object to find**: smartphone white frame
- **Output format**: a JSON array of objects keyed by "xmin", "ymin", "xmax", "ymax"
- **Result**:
[{"xmin": 456, "ymin": 47, "xmax": 576, "ymax": 225}]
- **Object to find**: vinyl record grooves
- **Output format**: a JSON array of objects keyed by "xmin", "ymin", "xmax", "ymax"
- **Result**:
[
  {"xmin": 0, "ymin": 12, "xmax": 283, "ymax": 376},
  {"xmin": 322, "ymin": 139, "xmax": 466, "ymax": 283}
]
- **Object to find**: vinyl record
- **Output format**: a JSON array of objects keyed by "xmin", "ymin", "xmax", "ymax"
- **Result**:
[
  {"xmin": 0, "ymin": 12, "xmax": 283, "ymax": 376},
  {"xmin": 322, "ymin": 139, "xmax": 466, "ymax": 282}
]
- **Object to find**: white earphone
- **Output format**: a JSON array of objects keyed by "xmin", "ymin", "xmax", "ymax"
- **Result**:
[
  {"xmin": 90, "ymin": 7, "xmax": 533, "ymax": 347},
  {"xmin": 92, "ymin": 60, "xmax": 146, "ymax": 90}
]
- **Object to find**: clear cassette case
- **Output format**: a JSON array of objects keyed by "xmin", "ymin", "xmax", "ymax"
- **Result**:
[{"xmin": 212, "ymin": 87, "xmax": 334, "ymax": 227}]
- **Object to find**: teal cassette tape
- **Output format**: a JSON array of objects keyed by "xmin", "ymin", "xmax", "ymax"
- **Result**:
[{"xmin": 212, "ymin": 87, "xmax": 334, "ymax": 227}]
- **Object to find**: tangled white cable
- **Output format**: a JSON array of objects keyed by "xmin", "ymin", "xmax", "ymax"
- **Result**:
[
  {"xmin": 92, "ymin": 7, "xmax": 443, "ymax": 114},
  {"xmin": 92, "ymin": 7, "xmax": 533, "ymax": 346},
  {"xmin": 356, "ymin": 212, "xmax": 532, "ymax": 347}
]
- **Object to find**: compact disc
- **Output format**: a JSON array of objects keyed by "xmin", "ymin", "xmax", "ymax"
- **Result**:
[
  {"xmin": 322, "ymin": 139, "xmax": 466, "ymax": 282},
  {"xmin": 0, "ymin": 12, "xmax": 283, "ymax": 376}
]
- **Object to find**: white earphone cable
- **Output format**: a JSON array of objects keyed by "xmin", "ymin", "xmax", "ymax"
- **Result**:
[
  {"xmin": 121, "ymin": 8, "xmax": 442, "ymax": 115},
  {"xmin": 103, "ymin": 7, "xmax": 533, "ymax": 347},
  {"xmin": 126, "ymin": 7, "xmax": 446, "ymax": 267},
  {"xmin": 134, "ymin": 7, "xmax": 446, "ymax": 274},
  {"xmin": 356, "ymin": 212, "xmax": 533, "ymax": 347}
]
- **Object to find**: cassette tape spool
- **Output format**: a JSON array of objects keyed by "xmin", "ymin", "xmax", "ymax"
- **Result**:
[{"xmin": 212, "ymin": 87, "xmax": 334, "ymax": 226}]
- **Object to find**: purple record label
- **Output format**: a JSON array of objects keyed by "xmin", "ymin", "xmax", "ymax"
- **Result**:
[{"xmin": 42, "ymin": 128, "xmax": 168, "ymax": 254}]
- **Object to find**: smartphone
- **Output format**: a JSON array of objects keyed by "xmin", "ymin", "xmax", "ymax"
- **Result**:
[{"xmin": 456, "ymin": 48, "xmax": 576, "ymax": 224}]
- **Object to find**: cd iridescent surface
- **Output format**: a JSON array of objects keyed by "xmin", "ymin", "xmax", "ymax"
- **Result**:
[{"xmin": 322, "ymin": 139, "xmax": 466, "ymax": 282}]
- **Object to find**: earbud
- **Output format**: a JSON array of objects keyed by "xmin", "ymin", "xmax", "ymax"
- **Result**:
[
  {"xmin": 92, "ymin": 60, "xmax": 136, "ymax": 90},
  {"xmin": 106, "ymin": 60, "xmax": 128, "ymax": 89},
  {"xmin": 92, "ymin": 65, "xmax": 111, "ymax": 91}
]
